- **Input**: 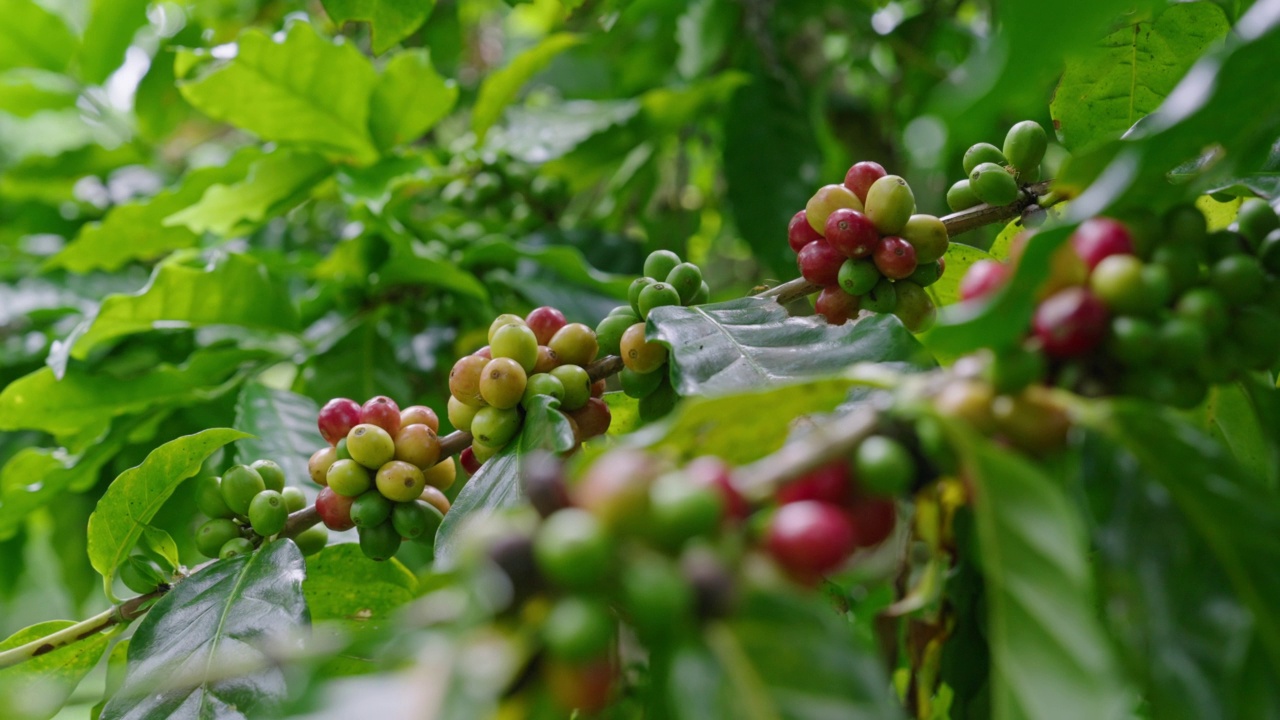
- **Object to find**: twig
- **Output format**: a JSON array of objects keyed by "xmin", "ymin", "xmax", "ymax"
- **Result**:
[{"xmin": 0, "ymin": 589, "xmax": 165, "ymax": 670}]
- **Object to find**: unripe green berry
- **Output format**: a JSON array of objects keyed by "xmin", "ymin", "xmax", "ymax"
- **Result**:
[
  {"xmin": 838, "ymin": 259, "xmax": 880, "ymax": 296},
  {"xmin": 195, "ymin": 476, "xmax": 235, "ymax": 519},
  {"xmin": 550, "ymin": 365, "xmax": 592, "ymax": 411},
  {"xmin": 326, "ymin": 458, "xmax": 372, "ymax": 497},
  {"xmin": 248, "ymin": 490, "xmax": 287, "ymax": 537},
  {"xmin": 472, "ymin": 406, "xmax": 522, "ymax": 447},
  {"xmin": 196, "ymin": 518, "xmax": 242, "ymax": 559},
  {"xmin": 1003, "ymin": 121, "xmax": 1048, "ymax": 175},
  {"xmin": 282, "ymin": 486, "xmax": 307, "ymax": 513},
  {"xmin": 392, "ymin": 500, "xmax": 443, "ymax": 541},
  {"xmin": 219, "ymin": 537, "xmax": 255, "ymax": 560},
  {"xmin": 491, "ymin": 323, "xmax": 539, "ymax": 374},
  {"xmin": 250, "ymin": 460, "xmax": 286, "ymax": 492},
  {"xmin": 969, "ymin": 163, "xmax": 1018, "ymax": 206},
  {"xmin": 293, "ymin": 526, "xmax": 329, "ymax": 556},
  {"xmin": 523, "ymin": 373, "xmax": 566, "ymax": 408},
  {"xmin": 864, "ymin": 175, "xmax": 916, "ymax": 236},
  {"xmin": 357, "ymin": 521, "xmax": 401, "ymax": 562},
  {"xmin": 347, "ymin": 424, "xmax": 396, "ymax": 469},
  {"xmin": 644, "ymin": 250, "xmax": 681, "ymax": 280},
  {"xmin": 221, "ymin": 465, "xmax": 265, "ymax": 517},
  {"xmin": 638, "ymin": 282, "xmax": 682, "ymax": 319},
  {"xmin": 595, "ymin": 314, "xmax": 636, "ymax": 357},
  {"xmin": 351, "ymin": 490, "xmax": 394, "ymax": 528},
  {"xmin": 962, "ymin": 142, "xmax": 1006, "ymax": 175},
  {"xmin": 665, "ymin": 263, "xmax": 703, "ymax": 305},
  {"xmin": 947, "ymin": 179, "xmax": 980, "ymax": 212}
]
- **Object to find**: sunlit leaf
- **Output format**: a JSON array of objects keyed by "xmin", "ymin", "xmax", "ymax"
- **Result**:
[
  {"xmin": 163, "ymin": 150, "xmax": 332, "ymax": 237},
  {"xmin": 369, "ymin": 48, "xmax": 457, "ymax": 152},
  {"xmin": 77, "ymin": 0, "xmax": 150, "ymax": 85},
  {"xmin": 0, "ymin": 0, "xmax": 77, "ymax": 73},
  {"xmin": 321, "ymin": 0, "xmax": 434, "ymax": 55},
  {"xmin": 472, "ymin": 33, "xmax": 580, "ymax": 144}
]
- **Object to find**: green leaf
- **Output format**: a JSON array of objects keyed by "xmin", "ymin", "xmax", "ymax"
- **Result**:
[
  {"xmin": 177, "ymin": 22, "xmax": 380, "ymax": 163},
  {"xmin": 1198, "ymin": 377, "xmax": 1280, "ymax": 488},
  {"xmin": 926, "ymin": 243, "xmax": 997, "ymax": 308},
  {"xmin": 488, "ymin": 100, "xmax": 640, "ymax": 164},
  {"xmin": 0, "ymin": 348, "xmax": 268, "ymax": 439},
  {"xmin": 1051, "ymin": 3, "xmax": 1230, "ymax": 152},
  {"xmin": 377, "ymin": 234, "xmax": 490, "ymax": 300},
  {"xmin": 58, "ymin": 252, "xmax": 300, "ymax": 366},
  {"xmin": 369, "ymin": 48, "xmax": 457, "ymax": 152},
  {"xmin": 646, "ymin": 298, "xmax": 931, "ymax": 397},
  {"xmin": 77, "ymin": 0, "xmax": 151, "ymax": 85},
  {"xmin": 0, "ymin": 425, "xmax": 128, "ymax": 539},
  {"xmin": 945, "ymin": 420, "xmax": 1130, "ymax": 720},
  {"xmin": 46, "ymin": 148, "xmax": 262, "ymax": 273},
  {"xmin": 91, "ymin": 639, "xmax": 130, "ymax": 720},
  {"xmin": 0, "ymin": 0, "xmax": 77, "ymax": 73},
  {"xmin": 0, "ymin": 70, "xmax": 80, "ymax": 117},
  {"xmin": 233, "ymin": 383, "xmax": 325, "ymax": 489},
  {"xmin": 99, "ymin": 540, "xmax": 308, "ymax": 720},
  {"xmin": 459, "ymin": 237, "xmax": 632, "ymax": 297},
  {"xmin": 472, "ymin": 33, "xmax": 580, "ymax": 144},
  {"xmin": 87, "ymin": 428, "xmax": 249, "ymax": 599},
  {"xmin": 163, "ymin": 150, "xmax": 332, "ymax": 237},
  {"xmin": 433, "ymin": 394, "xmax": 576, "ymax": 565},
  {"xmin": 303, "ymin": 543, "xmax": 416, "ymax": 631},
  {"xmin": 0, "ymin": 620, "xmax": 112, "ymax": 720},
  {"xmin": 321, "ymin": 0, "xmax": 434, "ymax": 55}
]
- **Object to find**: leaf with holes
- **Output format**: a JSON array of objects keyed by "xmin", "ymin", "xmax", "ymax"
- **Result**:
[{"xmin": 99, "ymin": 540, "xmax": 308, "ymax": 720}]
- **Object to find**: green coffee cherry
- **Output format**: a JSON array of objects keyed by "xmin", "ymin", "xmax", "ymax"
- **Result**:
[
  {"xmin": 854, "ymin": 436, "xmax": 916, "ymax": 496},
  {"xmin": 608, "ymin": 305, "xmax": 640, "ymax": 318},
  {"xmin": 649, "ymin": 473, "xmax": 722, "ymax": 548},
  {"xmin": 861, "ymin": 277, "xmax": 898, "ymax": 314},
  {"xmin": 472, "ymin": 406, "xmax": 522, "ymax": 447},
  {"xmin": 643, "ymin": 250, "xmax": 681, "ymax": 280},
  {"xmin": 1002, "ymin": 121, "xmax": 1048, "ymax": 175},
  {"xmin": 195, "ymin": 518, "xmax": 242, "ymax": 559},
  {"xmin": 392, "ymin": 500, "xmax": 444, "ymax": 541},
  {"xmin": 447, "ymin": 396, "xmax": 478, "ymax": 433},
  {"xmin": 550, "ymin": 365, "xmax": 591, "ymax": 411},
  {"xmin": 969, "ymin": 163, "xmax": 1018, "ymax": 206},
  {"xmin": 293, "ymin": 526, "xmax": 329, "ymax": 556},
  {"xmin": 864, "ymin": 175, "xmax": 915, "ymax": 236},
  {"xmin": 195, "ymin": 476, "xmax": 235, "ymax": 519},
  {"xmin": 347, "ymin": 424, "xmax": 396, "ymax": 469},
  {"xmin": 248, "ymin": 490, "xmax": 287, "ymax": 537},
  {"xmin": 962, "ymin": 142, "xmax": 1006, "ymax": 175},
  {"xmin": 638, "ymin": 282, "xmax": 682, "ymax": 319},
  {"xmin": 487, "ymin": 314, "xmax": 527, "ymax": 344},
  {"xmin": 491, "ymin": 323, "xmax": 539, "ymax": 374},
  {"xmin": 893, "ymin": 281, "xmax": 936, "ymax": 332},
  {"xmin": 219, "ymin": 537, "xmax": 255, "ymax": 560},
  {"xmin": 666, "ymin": 263, "xmax": 703, "ymax": 305},
  {"xmin": 335, "ymin": 438, "xmax": 351, "ymax": 460},
  {"xmin": 595, "ymin": 314, "xmax": 637, "ymax": 357},
  {"xmin": 907, "ymin": 260, "xmax": 944, "ymax": 288},
  {"xmin": 946, "ymin": 179, "xmax": 980, "ymax": 213},
  {"xmin": 693, "ymin": 281, "xmax": 711, "ymax": 305},
  {"xmin": 534, "ymin": 509, "xmax": 612, "ymax": 590},
  {"xmin": 628, "ymin": 277, "xmax": 654, "ymax": 315},
  {"xmin": 358, "ymin": 521, "xmax": 401, "ymax": 561},
  {"xmin": 1108, "ymin": 317, "xmax": 1157, "ymax": 365},
  {"xmin": 621, "ymin": 367, "xmax": 663, "ymax": 399},
  {"xmin": 250, "ymin": 460, "xmax": 286, "ymax": 493},
  {"xmin": 1236, "ymin": 198, "xmax": 1280, "ymax": 249},
  {"xmin": 838, "ymin": 259, "xmax": 880, "ymax": 296},
  {"xmin": 221, "ymin": 465, "xmax": 266, "ymax": 516},
  {"xmin": 542, "ymin": 596, "xmax": 614, "ymax": 662},
  {"xmin": 327, "ymin": 458, "xmax": 372, "ymax": 497},
  {"xmin": 351, "ymin": 490, "xmax": 393, "ymax": 528},
  {"xmin": 1211, "ymin": 254, "xmax": 1265, "ymax": 305},
  {"xmin": 902, "ymin": 214, "xmax": 949, "ymax": 265},
  {"xmin": 523, "ymin": 373, "xmax": 566, "ymax": 408},
  {"xmin": 282, "ymin": 486, "xmax": 307, "ymax": 513}
]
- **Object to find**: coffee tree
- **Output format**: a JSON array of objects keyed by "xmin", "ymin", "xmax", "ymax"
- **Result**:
[{"xmin": 1, "ymin": 0, "xmax": 1279, "ymax": 718}]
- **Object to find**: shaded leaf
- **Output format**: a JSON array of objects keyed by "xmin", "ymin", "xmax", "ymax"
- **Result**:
[
  {"xmin": 0, "ymin": 0, "xmax": 77, "ymax": 73},
  {"xmin": 321, "ymin": 0, "xmax": 434, "ymax": 55},
  {"xmin": 1198, "ymin": 377, "xmax": 1280, "ymax": 488},
  {"xmin": 302, "ymin": 543, "xmax": 416, "ymax": 631},
  {"xmin": 163, "ymin": 150, "xmax": 332, "ymax": 237},
  {"xmin": 177, "ymin": 22, "xmax": 379, "ymax": 163},
  {"xmin": 87, "ymin": 428, "xmax": 249, "ymax": 599},
  {"xmin": 459, "ymin": 236, "xmax": 632, "ymax": 297},
  {"xmin": 233, "ymin": 384, "xmax": 325, "ymax": 490},
  {"xmin": 100, "ymin": 540, "xmax": 308, "ymax": 720},
  {"xmin": 472, "ymin": 34, "xmax": 580, "ymax": 144},
  {"xmin": 646, "ymin": 298, "xmax": 930, "ymax": 397},
  {"xmin": 488, "ymin": 100, "xmax": 640, "ymax": 164},
  {"xmin": 0, "ymin": 620, "xmax": 112, "ymax": 720},
  {"xmin": 369, "ymin": 48, "xmax": 457, "ymax": 152}
]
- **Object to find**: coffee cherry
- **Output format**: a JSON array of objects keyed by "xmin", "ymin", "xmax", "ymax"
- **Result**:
[
  {"xmin": 545, "ymin": 657, "xmax": 615, "ymax": 714},
  {"xmin": 946, "ymin": 179, "xmax": 980, "ymax": 212},
  {"xmin": 393, "ymin": 424, "xmax": 441, "ymax": 470},
  {"xmin": 1003, "ymin": 120, "xmax": 1048, "ymax": 174},
  {"xmin": 595, "ymin": 313, "xmax": 637, "ymax": 357},
  {"xmin": 873, "ymin": 236, "xmax": 918, "ymax": 279},
  {"xmin": 620, "ymin": 366, "xmax": 662, "ymax": 398},
  {"xmin": 307, "ymin": 447, "xmax": 337, "ymax": 487},
  {"xmin": 533, "ymin": 345, "xmax": 561, "ymax": 373},
  {"xmin": 1089, "ymin": 254, "xmax": 1150, "ymax": 314},
  {"xmin": 777, "ymin": 461, "xmax": 851, "ymax": 506},
  {"xmin": 1150, "ymin": 245, "xmax": 1198, "ymax": 295},
  {"xmin": 824, "ymin": 208, "xmax": 879, "ymax": 259},
  {"xmin": 638, "ymin": 282, "xmax": 682, "ymax": 319},
  {"xmin": 491, "ymin": 323, "xmax": 539, "ymax": 374},
  {"xmin": 766, "ymin": 501, "xmax": 856, "ymax": 583},
  {"xmin": 1158, "ymin": 317, "xmax": 1208, "ymax": 369},
  {"xmin": 315, "ymin": 487, "xmax": 356, "ymax": 530},
  {"xmin": 282, "ymin": 486, "xmax": 307, "ymax": 512},
  {"xmin": 815, "ymin": 286, "xmax": 860, "ymax": 325},
  {"xmin": 360, "ymin": 396, "xmax": 402, "ymax": 437},
  {"xmin": 861, "ymin": 277, "xmax": 898, "ymax": 314},
  {"xmin": 843, "ymin": 160, "xmax": 887, "ymax": 202},
  {"xmin": 449, "ymin": 355, "xmax": 489, "ymax": 407},
  {"xmin": 195, "ymin": 476, "xmax": 235, "ymax": 519},
  {"xmin": 120, "ymin": 557, "xmax": 165, "ymax": 594},
  {"xmin": 854, "ymin": 436, "xmax": 916, "ymax": 496},
  {"xmin": 350, "ymin": 490, "xmax": 393, "ymax": 528},
  {"xmin": 574, "ymin": 448, "xmax": 659, "ymax": 532},
  {"xmin": 838, "ymin": 258, "xmax": 880, "ymax": 296},
  {"xmin": 523, "ymin": 372, "xmax": 566, "ymax": 407},
  {"xmin": 1175, "ymin": 288, "xmax": 1229, "ymax": 338},
  {"xmin": 447, "ymin": 396, "xmax": 478, "ymax": 433},
  {"xmin": 479, "ymin": 358, "xmax": 527, "ymax": 410},
  {"xmin": 933, "ymin": 378, "xmax": 997, "ymax": 432},
  {"xmin": 551, "ymin": 364, "xmax": 592, "ymax": 411},
  {"xmin": 334, "ymin": 438, "xmax": 351, "ymax": 461},
  {"xmin": 472, "ymin": 406, "xmax": 522, "ymax": 447},
  {"xmin": 864, "ymin": 175, "xmax": 915, "ymax": 236},
  {"xmin": 1211, "ymin": 254, "xmax": 1265, "ymax": 305},
  {"xmin": 544, "ymin": 596, "xmax": 614, "ymax": 662},
  {"xmin": 358, "ymin": 521, "xmax": 401, "ymax": 561},
  {"xmin": 788, "ymin": 210, "xmax": 823, "ymax": 253},
  {"xmin": 521, "ymin": 451, "xmax": 571, "ymax": 518},
  {"xmin": 962, "ymin": 142, "xmax": 1006, "ymax": 175},
  {"xmin": 969, "ymin": 162, "xmax": 1018, "ymax": 206},
  {"xmin": 488, "ymin": 314, "xmax": 527, "ymax": 344},
  {"xmin": 318, "ymin": 398, "xmax": 361, "ymax": 446},
  {"xmin": 400, "ymin": 405, "xmax": 439, "ymax": 432},
  {"xmin": 692, "ymin": 281, "xmax": 711, "ymax": 304},
  {"xmin": 620, "ymin": 323, "xmax": 667, "ymax": 374},
  {"xmin": 797, "ymin": 239, "xmax": 845, "ymax": 286},
  {"xmin": 526, "ymin": 306, "xmax": 568, "ymax": 346},
  {"xmin": 908, "ymin": 258, "xmax": 945, "ymax": 287},
  {"xmin": 1108, "ymin": 316, "xmax": 1157, "ymax": 365},
  {"xmin": 902, "ymin": 214, "xmax": 949, "ymax": 264},
  {"xmin": 549, "ymin": 323, "xmax": 598, "ymax": 366},
  {"xmin": 1033, "ymin": 288, "xmax": 1108, "ymax": 358},
  {"xmin": 622, "ymin": 556, "xmax": 694, "ymax": 640},
  {"xmin": 249, "ymin": 459, "xmax": 286, "ymax": 493},
  {"xmin": 569, "ymin": 397, "xmax": 612, "ymax": 439},
  {"xmin": 992, "ymin": 388, "xmax": 1070, "ymax": 456},
  {"xmin": 326, "ymin": 458, "xmax": 372, "ymax": 497},
  {"xmin": 293, "ymin": 526, "xmax": 329, "ymax": 556},
  {"xmin": 666, "ymin": 263, "xmax": 703, "ymax": 305},
  {"xmin": 473, "ymin": 346, "xmax": 492, "ymax": 359},
  {"xmin": 985, "ymin": 346, "xmax": 1046, "ymax": 396},
  {"xmin": 628, "ymin": 277, "xmax": 653, "ymax": 316},
  {"xmin": 535, "ymin": 508, "xmax": 613, "ymax": 590},
  {"xmin": 681, "ymin": 547, "xmax": 737, "ymax": 619},
  {"xmin": 647, "ymin": 475, "xmax": 722, "ymax": 549},
  {"xmin": 1236, "ymin": 198, "xmax": 1280, "ymax": 248},
  {"xmin": 638, "ymin": 376, "xmax": 679, "ymax": 422},
  {"xmin": 219, "ymin": 537, "xmax": 254, "ymax": 560},
  {"xmin": 1212, "ymin": 230, "xmax": 1256, "ymax": 263},
  {"xmin": 248, "ymin": 490, "xmax": 287, "ymax": 536},
  {"xmin": 458, "ymin": 446, "xmax": 481, "ymax": 476},
  {"xmin": 959, "ymin": 259, "xmax": 1009, "ymax": 302},
  {"xmin": 422, "ymin": 457, "xmax": 457, "ymax": 491},
  {"xmin": 644, "ymin": 249, "xmax": 681, "ymax": 281},
  {"xmin": 195, "ymin": 518, "xmax": 241, "ymax": 558},
  {"xmin": 221, "ymin": 465, "xmax": 265, "ymax": 516},
  {"xmin": 376, "ymin": 460, "xmax": 427, "ymax": 502},
  {"xmin": 806, "ymin": 184, "xmax": 863, "ymax": 233},
  {"xmin": 394, "ymin": 500, "xmax": 443, "ymax": 541},
  {"xmin": 848, "ymin": 496, "xmax": 896, "ymax": 547},
  {"xmin": 347, "ymin": 424, "xmax": 396, "ymax": 469},
  {"xmin": 1070, "ymin": 218, "xmax": 1134, "ymax": 270}
]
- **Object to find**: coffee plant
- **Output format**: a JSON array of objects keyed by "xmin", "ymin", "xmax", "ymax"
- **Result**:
[{"xmin": 1, "ymin": 1, "xmax": 1279, "ymax": 719}]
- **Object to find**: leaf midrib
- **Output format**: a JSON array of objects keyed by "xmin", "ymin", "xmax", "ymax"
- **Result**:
[{"xmin": 196, "ymin": 554, "xmax": 258, "ymax": 716}]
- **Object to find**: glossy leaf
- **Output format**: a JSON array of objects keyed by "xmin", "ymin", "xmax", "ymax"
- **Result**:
[
  {"xmin": 99, "ymin": 540, "xmax": 308, "ymax": 720},
  {"xmin": 0, "ymin": 0, "xmax": 77, "ymax": 72},
  {"xmin": 177, "ymin": 22, "xmax": 380, "ymax": 163},
  {"xmin": 1052, "ymin": 3, "xmax": 1229, "ymax": 152},
  {"xmin": 646, "ymin": 298, "xmax": 930, "ymax": 397},
  {"xmin": 233, "ymin": 383, "xmax": 325, "ymax": 489},
  {"xmin": 472, "ymin": 33, "xmax": 580, "ymax": 144},
  {"xmin": 0, "ymin": 620, "xmax": 112, "ymax": 720},
  {"xmin": 302, "ymin": 543, "xmax": 416, "ymax": 631},
  {"xmin": 369, "ymin": 48, "xmax": 457, "ymax": 152},
  {"xmin": 320, "ymin": 0, "xmax": 434, "ymax": 54},
  {"xmin": 433, "ymin": 393, "xmax": 576, "ymax": 565},
  {"xmin": 163, "ymin": 150, "xmax": 332, "ymax": 237},
  {"xmin": 87, "ymin": 428, "xmax": 249, "ymax": 599},
  {"xmin": 1198, "ymin": 378, "xmax": 1280, "ymax": 488}
]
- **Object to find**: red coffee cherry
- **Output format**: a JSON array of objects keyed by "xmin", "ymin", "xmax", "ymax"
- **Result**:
[
  {"xmin": 526, "ymin": 306, "xmax": 568, "ymax": 346},
  {"xmin": 797, "ymin": 240, "xmax": 845, "ymax": 287},
  {"xmin": 318, "ymin": 398, "xmax": 361, "ymax": 446},
  {"xmin": 1032, "ymin": 287, "xmax": 1109, "ymax": 358},
  {"xmin": 824, "ymin": 209, "xmax": 879, "ymax": 259},
  {"xmin": 872, "ymin": 236, "xmax": 918, "ymax": 280},
  {"xmin": 959, "ymin": 259, "xmax": 1010, "ymax": 301},
  {"xmin": 843, "ymin": 161, "xmax": 887, "ymax": 203},
  {"xmin": 360, "ymin": 396, "xmax": 402, "ymax": 436},
  {"xmin": 776, "ymin": 461, "xmax": 851, "ymax": 506},
  {"xmin": 815, "ymin": 286, "xmax": 860, "ymax": 325},
  {"xmin": 685, "ymin": 456, "xmax": 750, "ymax": 521},
  {"xmin": 788, "ymin": 210, "xmax": 824, "ymax": 253},
  {"xmin": 315, "ymin": 487, "xmax": 356, "ymax": 531},
  {"xmin": 766, "ymin": 501, "xmax": 856, "ymax": 583},
  {"xmin": 1070, "ymin": 217, "xmax": 1134, "ymax": 270}
]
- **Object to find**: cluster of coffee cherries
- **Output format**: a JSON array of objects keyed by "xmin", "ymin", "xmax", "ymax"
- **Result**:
[
  {"xmin": 959, "ymin": 198, "xmax": 1280, "ymax": 407},
  {"xmin": 449, "ymin": 307, "xmax": 612, "ymax": 474},
  {"xmin": 788, "ymin": 162, "xmax": 948, "ymax": 331},
  {"xmin": 190, "ymin": 458, "xmax": 319, "ymax": 565},
  {"xmin": 596, "ymin": 250, "xmax": 705, "ymax": 417},
  {"xmin": 947, "ymin": 120, "xmax": 1048, "ymax": 211},
  {"xmin": 440, "ymin": 149, "xmax": 569, "ymax": 236},
  {"xmin": 307, "ymin": 397, "xmax": 454, "ymax": 561}
]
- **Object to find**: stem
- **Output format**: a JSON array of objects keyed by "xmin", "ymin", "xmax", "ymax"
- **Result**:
[{"xmin": 0, "ymin": 589, "xmax": 165, "ymax": 670}]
